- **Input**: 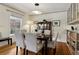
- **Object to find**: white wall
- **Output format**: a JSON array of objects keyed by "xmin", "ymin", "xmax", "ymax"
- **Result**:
[
  {"xmin": 0, "ymin": 4, "xmax": 29, "ymax": 46},
  {"xmin": 22, "ymin": 14, "xmax": 30, "ymax": 26},
  {"xmin": 0, "ymin": 5, "xmax": 11, "ymax": 38},
  {"xmin": 31, "ymin": 11, "xmax": 67, "ymax": 42}
]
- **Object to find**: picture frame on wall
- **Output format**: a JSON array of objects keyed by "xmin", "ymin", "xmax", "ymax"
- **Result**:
[{"xmin": 53, "ymin": 20, "xmax": 60, "ymax": 27}]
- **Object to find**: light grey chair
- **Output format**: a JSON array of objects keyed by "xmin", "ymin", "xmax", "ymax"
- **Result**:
[
  {"xmin": 47, "ymin": 32, "xmax": 59, "ymax": 54},
  {"xmin": 15, "ymin": 31, "xmax": 26, "ymax": 55},
  {"xmin": 25, "ymin": 33, "xmax": 44, "ymax": 55},
  {"xmin": 47, "ymin": 32, "xmax": 59, "ymax": 49}
]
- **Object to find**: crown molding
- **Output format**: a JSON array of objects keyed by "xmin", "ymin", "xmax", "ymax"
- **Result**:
[{"xmin": 0, "ymin": 3, "xmax": 25, "ymax": 15}]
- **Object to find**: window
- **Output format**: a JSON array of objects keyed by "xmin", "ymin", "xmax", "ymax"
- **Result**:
[{"xmin": 10, "ymin": 16, "xmax": 22, "ymax": 34}]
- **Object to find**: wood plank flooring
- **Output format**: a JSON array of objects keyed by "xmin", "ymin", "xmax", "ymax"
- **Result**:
[{"xmin": 0, "ymin": 42, "xmax": 71, "ymax": 55}]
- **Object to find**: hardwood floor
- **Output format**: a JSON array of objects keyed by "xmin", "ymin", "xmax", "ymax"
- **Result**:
[
  {"xmin": 55, "ymin": 42, "xmax": 70, "ymax": 55},
  {"xmin": 0, "ymin": 42, "xmax": 71, "ymax": 55}
]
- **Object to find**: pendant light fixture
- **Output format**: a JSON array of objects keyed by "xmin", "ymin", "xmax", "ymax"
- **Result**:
[
  {"xmin": 35, "ymin": 3, "xmax": 39, "ymax": 6},
  {"xmin": 32, "ymin": 3, "xmax": 42, "ymax": 14}
]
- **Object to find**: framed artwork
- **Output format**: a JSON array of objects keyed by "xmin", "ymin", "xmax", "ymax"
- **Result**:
[{"xmin": 53, "ymin": 20, "xmax": 60, "ymax": 27}]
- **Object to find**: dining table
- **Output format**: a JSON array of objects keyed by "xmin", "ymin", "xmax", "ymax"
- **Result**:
[{"xmin": 37, "ymin": 35, "xmax": 49, "ymax": 55}]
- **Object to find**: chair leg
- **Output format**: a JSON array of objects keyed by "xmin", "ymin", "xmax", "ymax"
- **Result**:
[
  {"xmin": 20, "ymin": 47, "xmax": 22, "ymax": 49},
  {"xmin": 23, "ymin": 48, "xmax": 26, "ymax": 55},
  {"xmin": 16, "ymin": 46, "xmax": 18, "ymax": 55},
  {"xmin": 53, "ymin": 47, "xmax": 56, "ymax": 55},
  {"xmin": 42, "ymin": 47, "xmax": 44, "ymax": 55},
  {"xmin": 26, "ymin": 50, "xmax": 28, "ymax": 55}
]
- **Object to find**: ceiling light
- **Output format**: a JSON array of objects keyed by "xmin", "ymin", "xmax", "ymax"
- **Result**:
[
  {"xmin": 35, "ymin": 3, "xmax": 39, "ymax": 6},
  {"xmin": 32, "ymin": 11, "xmax": 42, "ymax": 14}
]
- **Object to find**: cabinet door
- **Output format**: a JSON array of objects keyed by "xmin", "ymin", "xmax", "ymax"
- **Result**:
[
  {"xmin": 72, "ymin": 3, "xmax": 77, "ymax": 21},
  {"xmin": 77, "ymin": 4, "xmax": 79, "ymax": 19},
  {"xmin": 67, "ymin": 8, "xmax": 70, "ymax": 24},
  {"xmin": 67, "ymin": 4, "xmax": 72, "ymax": 24}
]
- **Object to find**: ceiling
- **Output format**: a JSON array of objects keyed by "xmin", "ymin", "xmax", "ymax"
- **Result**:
[{"xmin": 5, "ymin": 3, "xmax": 71, "ymax": 15}]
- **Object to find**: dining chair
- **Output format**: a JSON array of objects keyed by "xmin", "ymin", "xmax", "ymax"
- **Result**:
[
  {"xmin": 44, "ymin": 30, "xmax": 50, "ymax": 36},
  {"xmin": 25, "ymin": 33, "xmax": 44, "ymax": 55},
  {"xmin": 47, "ymin": 32, "xmax": 59, "ymax": 49},
  {"xmin": 47, "ymin": 32, "xmax": 59, "ymax": 54},
  {"xmin": 37, "ymin": 30, "xmax": 42, "ymax": 34},
  {"xmin": 15, "ymin": 30, "xmax": 26, "ymax": 55}
]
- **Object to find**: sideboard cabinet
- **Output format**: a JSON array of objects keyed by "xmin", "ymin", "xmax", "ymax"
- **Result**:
[{"xmin": 67, "ymin": 30, "xmax": 79, "ymax": 55}]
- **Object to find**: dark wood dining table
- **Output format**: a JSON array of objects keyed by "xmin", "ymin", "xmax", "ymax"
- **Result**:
[{"xmin": 37, "ymin": 36, "xmax": 49, "ymax": 55}]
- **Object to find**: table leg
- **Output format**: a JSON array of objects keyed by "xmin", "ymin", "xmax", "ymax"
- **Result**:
[
  {"xmin": 26, "ymin": 50, "xmax": 28, "ymax": 55},
  {"xmin": 23, "ymin": 48, "xmax": 26, "ymax": 55},
  {"xmin": 11, "ymin": 39, "xmax": 12, "ymax": 45},
  {"xmin": 8, "ymin": 39, "xmax": 9, "ymax": 45},
  {"xmin": 45, "ymin": 40, "xmax": 48, "ymax": 55},
  {"xmin": 42, "ymin": 47, "xmax": 44, "ymax": 55}
]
